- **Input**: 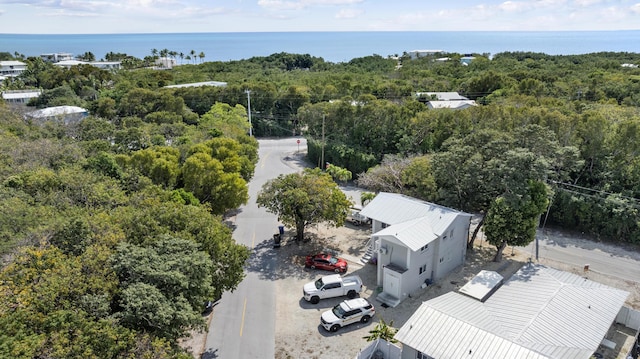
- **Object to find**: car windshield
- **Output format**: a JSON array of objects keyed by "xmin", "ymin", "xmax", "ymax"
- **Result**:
[
  {"xmin": 332, "ymin": 304, "xmax": 347, "ymax": 318},
  {"xmin": 329, "ymin": 257, "xmax": 338, "ymax": 264},
  {"xmin": 314, "ymin": 278, "xmax": 324, "ymax": 289}
]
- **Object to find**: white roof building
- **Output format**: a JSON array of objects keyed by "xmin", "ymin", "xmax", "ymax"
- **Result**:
[
  {"xmin": 40, "ymin": 53, "xmax": 74, "ymax": 63},
  {"xmin": 0, "ymin": 61, "xmax": 27, "ymax": 77},
  {"xmin": 53, "ymin": 60, "xmax": 121, "ymax": 70},
  {"xmin": 2, "ymin": 90, "xmax": 42, "ymax": 106},
  {"xmin": 26, "ymin": 106, "xmax": 89, "ymax": 125},
  {"xmin": 427, "ymin": 100, "xmax": 477, "ymax": 110},
  {"xmin": 395, "ymin": 264, "xmax": 630, "ymax": 359},
  {"xmin": 164, "ymin": 81, "xmax": 227, "ymax": 89}
]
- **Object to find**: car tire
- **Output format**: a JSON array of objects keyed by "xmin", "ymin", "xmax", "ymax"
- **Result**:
[
  {"xmin": 310, "ymin": 265, "xmax": 316, "ymax": 270},
  {"xmin": 334, "ymin": 268, "xmax": 341, "ymax": 273},
  {"xmin": 361, "ymin": 315, "xmax": 370, "ymax": 323},
  {"xmin": 310, "ymin": 296, "xmax": 319, "ymax": 304},
  {"xmin": 330, "ymin": 324, "xmax": 340, "ymax": 332},
  {"xmin": 347, "ymin": 290, "xmax": 356, "ymax": 299}
]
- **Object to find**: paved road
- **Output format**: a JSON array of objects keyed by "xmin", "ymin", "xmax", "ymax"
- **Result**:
[
  {"xmin": 523, "ymin": 229, "xmax": 640, "ymax": 283},
  {"xmin": 202, "ymin": 137, "xmax": 306, "ymax": 359}
]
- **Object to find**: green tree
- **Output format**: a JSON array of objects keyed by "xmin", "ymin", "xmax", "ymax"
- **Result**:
[
  {"xmin": 363, "ymin": 318, "xmax": 398, "ymax": 343},
  {"xmin": 111, "ymin": 236, "xmax": 214, "ymax": 341},
  {"xmin": 484, "ymin": 180, "xmax": 550, "ymax": 262},
  {"xmin": 256, "ymin": 168, "xmax": 352, "ymax": 241}
]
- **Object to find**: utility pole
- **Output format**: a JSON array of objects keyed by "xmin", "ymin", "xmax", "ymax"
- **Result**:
[
  {"xmin": 321, "ymin": 114, "xmax": 325, "ymax": 170},
  {"xmin": 246, "ymin": 90, "xmax": 252, "ymax": 137}
]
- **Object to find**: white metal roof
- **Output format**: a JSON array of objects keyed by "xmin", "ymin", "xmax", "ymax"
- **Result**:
[
  {"xmin": 428, "ymin": 100, "xmax": 477, "ymax": 109},
  {"xmin": 0, "ymin": 61, "xmax": 27, "ymax": 67},
  {"xmin": 2, "ymin": 90, "xmax": 42, "ymax": 100},
  {"xmin": 417, "ymin": 91, "xmax": 469, "ymax": 101},
  {"xmin": 27, "ymin": 106, "xmax": 88, "ymax": 118},
  {"xmin": 395, "ymin": 264, "xmax": 629, "ymax": 359},
  {"xmin": 359, "ymin": 192, "xmax": 471, "ymax": 228},
  {"xmin": 374, "ymin": 216, "xmax": 439, "ymax": 251},
  {"xmin": 164, "ymin": 81, "xmax": 227, "ymax": 88}
]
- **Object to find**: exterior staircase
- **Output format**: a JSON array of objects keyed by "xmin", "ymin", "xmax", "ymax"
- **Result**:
[{"xmin": 360, "ymin": 238, "xmax": 376, "ymax": 264}]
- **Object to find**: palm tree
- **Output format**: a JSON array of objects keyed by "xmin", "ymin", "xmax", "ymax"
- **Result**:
[
  {"xmin": 151, "ymin": 48, "xmax": 158, "ymax": 58},
  {"xmin": 179, "ymin": 52, "xmax": 184, "ymax": 64},
  {"xmin": 362, "ymin": 318, "xmax": 398, "ymax": 343},
  {"xmin": 190, "ymin": 50, "xmax": 196, "ymax": 63},
  {"xmin": 198, "ymin": 52, "xmax": 205, "ymax": 63}
]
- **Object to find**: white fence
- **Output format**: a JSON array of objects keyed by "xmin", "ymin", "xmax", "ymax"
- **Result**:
[{"xmin": 616, "ymin": 306, "xmax": 640, "ymax": 331}]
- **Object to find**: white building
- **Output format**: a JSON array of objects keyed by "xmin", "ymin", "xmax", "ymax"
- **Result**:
[
  {"xmin": 0, "ymin": 61, "xmax": 27, "ymax": 78},
  {"xmin": 53, "ymin": 60, "xmax": 121, "ymax": 71},
  {"xmin": 2, "ymin": 90, "xmax": 42, "ymax": 106},
  {"xmin": 40, "ymin": 53, "xmax": 74, "ymax": 63},
  {"xmin": 394, "ymin": 264, "xmax": 630, "ymax": 359},
  {"xmin": 359, "ymin": 192, "xmax": 472, "ymax": 307},
  {"xmin": 164, "ymin": 81, "xmax": 227, "ymax": 89},
  {"xmin": 25, "ymin": 106, "xmax": 89, "ymax": 125}
]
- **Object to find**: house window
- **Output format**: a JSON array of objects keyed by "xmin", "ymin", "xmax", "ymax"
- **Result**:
[
  {"xmin": 381, "ymin": 223, "xmax": 389, "ymax": 229},
  {"xmin": 450, "ymin": 229, "xmax": 454, "ymax": 238},
  {"xmin": 417, "ymin": 352, "xmax": 434, "ymax": 359},
  {"xmin": 419, "ymin": 264, "xmax": 427, "ymax": 274},
  {"xmin": 420, "ymin": 244, "xmax": 428, "ymax": 252},
  {"xmin": 439, "ymin": 257, "xmax": 444, "ymax": 263},
  {"xmin": 442, "ymin": 235, "xmax": 447, "ymax": 241}
]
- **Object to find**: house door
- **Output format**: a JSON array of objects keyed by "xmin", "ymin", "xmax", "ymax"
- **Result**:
[{"xmin": 383, "ymin": 270, "xmax": 401, "ymax": 299}]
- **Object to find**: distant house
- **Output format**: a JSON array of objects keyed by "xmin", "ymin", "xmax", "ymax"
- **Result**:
[
  {"xmin": 2, "ymin": 89, "xmax": 42, "ymax": 106},
  {"xmin": 416, "ymin": 91, "xmax": 478, "ymax": 110},
  {"xmin": 0, "ymin": 60, "xmax": 27, "ymax": 78},
  {"xmin": 427, "ymin": 100, "xmax": 477, "ymax": 110},
  {"xmin": 416, "ymin": 91, "xmax": 469, "ymax": 101},
  {"xmin": 155, "ymin": 57, "xmax": 177, "ymax": 69},
  {"xmin": 359, "ymin": 193, "xmax": 472, "ymax": 307},
  {"xmin": 163, "ymin": 81, "xmax": 227, "ymax": 89},
  {"xmin": 53, "ymin": 60, "xmax": 121, "ymax": 71},
  {"xmin": 40, "ymin": 53, "xmax": 74, "ymax": 63},
  {"xmin": 461, "ymin": 56, "xmax": 476, "ymax": 65},
  {"xmin": 25, "ymin": 105, "xmax": 89, "ymax": 125},
  {"xmin": 394, "ymin": 264, "xmax": 630, "ymax": 359}
]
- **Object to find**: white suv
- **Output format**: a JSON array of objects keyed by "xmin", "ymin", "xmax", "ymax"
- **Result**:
[{"xmin": 320, "ymin": 298, "xmax": 375, "ymax": 332}]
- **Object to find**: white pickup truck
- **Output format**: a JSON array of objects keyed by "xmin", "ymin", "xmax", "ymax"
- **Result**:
[
  {"xmin": 303, "ymin": 274, "xmax": 363, "ymax": 304},
  {"xmin": 347, "ymin": 207, "xmax": 370, "ymax": 226}
]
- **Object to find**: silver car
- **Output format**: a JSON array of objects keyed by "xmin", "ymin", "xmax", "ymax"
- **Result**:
[{"xmin": 320, "ymin": 298, "xmax": 375, "ymax": 332}]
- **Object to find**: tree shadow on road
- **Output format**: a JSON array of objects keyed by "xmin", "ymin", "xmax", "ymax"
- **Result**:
[{"xmin": 244, "ymin": 232, "xmax": 348, "ymax": 281}]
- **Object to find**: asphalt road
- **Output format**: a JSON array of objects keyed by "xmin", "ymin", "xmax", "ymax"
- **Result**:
[
  {"xmin": 523, "ymin": 229, "xmax": 640, "ymax": 283},
  {"xmin": 202, "ymin": 137, "xmax": 306, "ymax": 359}
]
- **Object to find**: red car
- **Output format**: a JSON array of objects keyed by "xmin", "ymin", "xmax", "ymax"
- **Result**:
[{"xmin": 305, "ymin": 253, "xmax": 348, "ymax": 273}]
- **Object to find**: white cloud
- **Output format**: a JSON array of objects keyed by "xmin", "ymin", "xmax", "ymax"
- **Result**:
[
  {"xmin": 631, "ymin": 3, "xmax": 640, "ymax": 14},
  {"xmin": 258, "ymin": 0, "xmax": 362, "ymax": 11},
  {"xmin": 335, "ymin": 8, "xmax": 363, "ymax": 19}
]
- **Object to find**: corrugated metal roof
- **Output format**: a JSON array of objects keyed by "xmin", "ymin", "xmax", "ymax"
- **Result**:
[
  {"xmin": 359, "ymin": 192, "xmax": 471, "ymax": 231},
  {"xmin": 395, "ymin": 264, "xmax": 629, "ymax": 359},
  {"xmin": 373, "ymin": 216, "xmax": 438, "ymax": 251}
]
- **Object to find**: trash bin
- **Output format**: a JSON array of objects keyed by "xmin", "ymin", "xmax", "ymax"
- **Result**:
[
  {"xmin": 278, "ymin": 225, "xmax": 284, "ymax": 235},
  {"xmin": 273, "ymin": 233, "xmax": 281, "ymax": 248}
]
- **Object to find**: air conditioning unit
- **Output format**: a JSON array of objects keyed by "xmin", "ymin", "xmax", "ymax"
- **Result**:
[{"xmin": 379, "ymin": 246, "xmax": 388, "ymax": 255}]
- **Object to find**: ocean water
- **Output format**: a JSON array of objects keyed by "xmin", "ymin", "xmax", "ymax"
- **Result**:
[{"xmin": 1, "ymin": 31, "xmax": 639, "ymax": 63}]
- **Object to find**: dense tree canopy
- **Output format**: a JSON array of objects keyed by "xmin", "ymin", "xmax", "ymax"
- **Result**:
[{"xmin": 1, "ymin": 48, "xmax": 640, "ymax": 356}]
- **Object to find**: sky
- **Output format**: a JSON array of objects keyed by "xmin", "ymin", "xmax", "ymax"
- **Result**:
[{"xmin": 0, "ymin": 0, "xmax": 639, "ymax": 34}]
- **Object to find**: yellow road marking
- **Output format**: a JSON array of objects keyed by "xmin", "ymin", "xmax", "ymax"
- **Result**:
[{"xmin": 239, "ymin": 298, "xmax": 247, "ymax": 337}]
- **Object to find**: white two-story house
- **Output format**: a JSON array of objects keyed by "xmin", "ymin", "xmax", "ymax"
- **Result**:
[{"xmin": 359, "ymin": 192, "xmax": 472, "ymax": 307}]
